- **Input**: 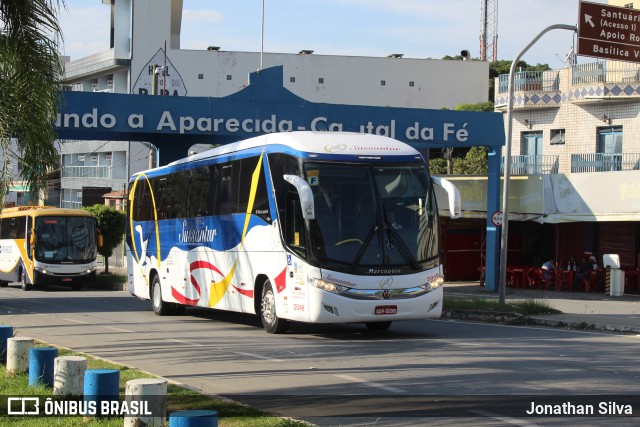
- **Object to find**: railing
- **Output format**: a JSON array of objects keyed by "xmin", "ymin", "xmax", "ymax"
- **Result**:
[
  {"xmin": 501, "ymin": 155, "xmax": 559, "ymax": 175},
  {"xmin": 571, "ymin": 62, "xmax": 605, "ymax": 85},
  {"xmin": 572, "ymin": 61, "xmax": 640, "ymax": 85},
  {"xmin": 61, "ymin": 200, "xmax": 82, "ymax": 209},
  {"xmin": 497, "ymin": 70, "xmax": 560, "ymax": 94},
  {"xmin": 571, "ymin": 153, "xmax": 640, "ymax": 173},
  {"xmin": 62, "ymin": 165, "xmax": 112, "ymax": 179}
]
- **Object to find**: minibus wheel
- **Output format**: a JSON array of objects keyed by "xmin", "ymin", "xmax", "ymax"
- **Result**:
[
  {"xmin": 260, "ymin": 279, "xmax": 289, "ymax": 334},
  {"xmin": 20, "ymin": 266, "xmax": 32, "ymax": 291}
]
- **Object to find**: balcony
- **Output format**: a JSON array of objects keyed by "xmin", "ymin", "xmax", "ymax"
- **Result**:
[
  {"xmin": 495, "ymin": 61, "xmax": 640, "ymax": 109},
  {"xmin": 571, "ymin": 153, "xmax": 640, "ymax": 173},
  {"xmin": 501, "ymin": 155, "xmax": 559, "ymax": 175},
  {"xmin": 495, "ymin": 70, "xmax": 562, "ymax": 109},
  {"xmin": 497, "ymin": 70, "xmax": 560, "ymax": 94},
  {"xmin": 62, "ymin": 165, "xmax": 112, "ymax": 179}
]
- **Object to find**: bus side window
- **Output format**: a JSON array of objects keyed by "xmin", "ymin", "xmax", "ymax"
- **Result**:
[
  {"xmin": 0, "ymin": 218, "xmax": 10, "ymax": 239},
  {"xmin": 26, "ymin": 217, "xmax": 33, "ymax": 258},
  {"xmin": 284, "ymin": 191, "xmax": 307, "ymax": 259},
  {"xmin": 12, "ymin": 217, "xmax": 26, "ymax": 239}
]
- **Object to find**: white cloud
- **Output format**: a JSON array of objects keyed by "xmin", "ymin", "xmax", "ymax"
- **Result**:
[{"xmin": 59, "ymin": 6, "xmax": 110, "ymax": 59}]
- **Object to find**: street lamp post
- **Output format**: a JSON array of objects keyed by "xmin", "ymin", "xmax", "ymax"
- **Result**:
[{"xmin": 498, "ymin": 24, "xmax": 576, "ymax": 304}]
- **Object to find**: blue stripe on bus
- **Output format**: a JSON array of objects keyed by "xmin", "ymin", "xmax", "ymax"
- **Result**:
[{"xmin": 130, "ymin": 214, "xmax": 269, "ymax": 262}]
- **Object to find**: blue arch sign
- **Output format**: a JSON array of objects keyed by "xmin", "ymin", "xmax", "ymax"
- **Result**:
[
  {"xmin": 55, "ymin": 65, "xmax": 505, "ymax": 292},
  {"xmin": 56, "ymin": 66, "xmax": 505, "ymax": 161}
]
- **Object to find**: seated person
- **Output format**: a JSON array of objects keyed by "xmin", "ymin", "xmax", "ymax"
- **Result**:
[
  {"xmin": 574, "ymin": 256, "xmax": 594, "ymax": 290},
  {"xmin": 541, "ymin": 257, "xmax": 555, "ymax": 281}
]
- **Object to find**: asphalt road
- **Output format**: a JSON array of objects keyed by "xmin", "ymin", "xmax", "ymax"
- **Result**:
[{"xmin": 1, "ymin": 285, "xmax": 639, "ymax": 426}]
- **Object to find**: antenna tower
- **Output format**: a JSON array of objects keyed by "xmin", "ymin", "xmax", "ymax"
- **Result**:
[{"xmin": 480, "ymin": 0, "xmax": 498, "ymax": 62}]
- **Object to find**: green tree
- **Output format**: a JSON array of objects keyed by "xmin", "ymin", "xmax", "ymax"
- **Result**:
[
  {"xmin": 83, "ymin": 204, "xmax": 126, "ymax": 274},
  {"xmin": 0, "ymin": 0, "xmax": 66, "ymax": 204},
  {"xmin": 457, "ymin": 146, "xmax": 489, "ymax": 174},
  {"xmin": 430, "ymin": 102, "xmax": 494, "ymax": 175}
]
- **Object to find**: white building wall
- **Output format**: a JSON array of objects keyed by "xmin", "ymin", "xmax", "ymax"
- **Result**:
[
  {"xmin": 502, "ymin": 66, "xmax": 640, "ymax": 174},
  {"xmin": 128, "ymin": 0, "xmax": 488, "ymax": 109}
]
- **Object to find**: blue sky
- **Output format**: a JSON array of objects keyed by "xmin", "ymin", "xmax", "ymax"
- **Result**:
[{"xmin": 59, "ymin": 0, "xmax": 607, "ymax": 66}]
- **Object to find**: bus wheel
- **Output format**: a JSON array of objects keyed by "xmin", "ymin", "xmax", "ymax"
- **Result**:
[
  {"xmin": 20, "ymin": 268, "xmax": 32, "ymax": 291},
  {"xmin": 260, "ymin": 280, "xmax": 289, "ymax": 334},
  {"xmin": 365, "ymin": 321, "xmax": 392, "ymax": 331},
  {"xmin": 151, "ymin": 276, "xmax": 169, "ymax": 316}
]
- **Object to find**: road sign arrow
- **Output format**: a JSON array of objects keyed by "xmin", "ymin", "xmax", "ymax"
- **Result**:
[{"xmin": 584, "ymin": 14, "xmax": 595, "ymax": 28}]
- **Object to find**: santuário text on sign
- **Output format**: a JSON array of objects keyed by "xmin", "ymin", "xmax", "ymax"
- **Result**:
[{"xmin": 55, "ymin": 109, "xmax": 472, "ymax": 143}]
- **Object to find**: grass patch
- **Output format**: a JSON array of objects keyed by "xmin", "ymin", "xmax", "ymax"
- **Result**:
[
  {"xmin": 94, "ymin": 273, "xmax": 127, "ymax": 287},
  {"xmin": 0, "ymin": 345, "xmax": 308, "ymax": 426},
  {"xmin": 444, "ymin": 297, "xmax": 562, "ymax": 315}
]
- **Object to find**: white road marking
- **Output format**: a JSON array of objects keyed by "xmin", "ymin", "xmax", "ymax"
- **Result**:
[
  {"xmin": 166, "ymin": 338, "xmax": 207, "ymax": 347},
  {"xmin": 334, "ymin": 374, "xmax": 407, "ymax": 394},
  {"xmin": 233, "ymin": 351, "xmax": 284, "ymax": 362},
  {"xmin": 103, "ymin": 326, "xmax": 134, "ymax": 333},
  {"xmin": 471, "ymin": 410, "xmax": 540, "ymax": 427}
]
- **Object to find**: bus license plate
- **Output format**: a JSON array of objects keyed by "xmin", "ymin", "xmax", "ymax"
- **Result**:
[
  {"xmin": 375, "ymin": 305, "xmax": 397, "ymax": 315},
  {"xmin": 62, "ymin": 278, "xmax": 72, "ymax": 282}
]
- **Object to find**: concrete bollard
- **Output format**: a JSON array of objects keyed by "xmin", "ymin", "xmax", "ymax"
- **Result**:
[
  {"xmin": 29, "ymin": 347, "xmax": 58, "ymax": 387},
  {"xmin": 0, "ymin": 325, "xmax": 12, "ymax": 362},
  {"xmin": 124, "ymin": 378, "xmax": 168, "ymax": 427},
  {"xmin": 83, "ymin": 369, "xmax": 120, "ymax": 411},
  {"xmin": 54, "ymin": 356, "xmax": 87, "ymax": 397},
  {"xmin": 6, "ymin": 337, "xmax": 34, "ymax": 374},
  {"xmin": 169, "ymin": 410, "xmax": 218, "ymax": 427}
]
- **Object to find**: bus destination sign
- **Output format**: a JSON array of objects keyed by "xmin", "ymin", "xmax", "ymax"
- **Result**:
[{"xmin": 578, "ymin": 1, "xmax": 640, "ymax": 63}]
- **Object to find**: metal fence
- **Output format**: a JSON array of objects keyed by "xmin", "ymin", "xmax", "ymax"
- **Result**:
[
  {"xmin": 571, "ymin": 153, "xmax": 640, "ymax": 173},
  {"xmin": 497, "ymin": 70, "xmax": 560, "ymax": 94},
  {"xmin": 61, "ymin": 200, "xmax": 83, "ymax": 209},
  {"xmin": 572, "ymin": 61, "xmax": 640, "ymax": 85},
  {"xmin": 62, "ymin": 165, "xmax": 112, "ymax": 179},
  {"xmin": 501, "ymin": 155, "xmax": 559, "ymax": 175}
]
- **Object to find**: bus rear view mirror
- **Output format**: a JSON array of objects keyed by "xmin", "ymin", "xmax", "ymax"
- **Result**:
[
  {"xmin": 283, "ymin": 175, "xmax": 315, "ymax": 220},
  {"xmin": 431, "ymin": 176, "xmax": 462, "ymax": 219}
]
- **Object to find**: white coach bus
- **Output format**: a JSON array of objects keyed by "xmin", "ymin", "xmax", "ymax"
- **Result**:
[{"xmin": 126, "ymin": 132, "xmax": 460, "ymax": 333}]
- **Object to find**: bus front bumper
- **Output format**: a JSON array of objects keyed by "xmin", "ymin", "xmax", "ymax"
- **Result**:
[{"xmin": 34, "ymin": 269, "xmax": 97, "ymax": 287}]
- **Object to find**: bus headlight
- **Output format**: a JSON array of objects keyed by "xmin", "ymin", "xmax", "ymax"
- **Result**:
[
  {"xmin": 308, "ymin": 276, "xmax": 350, "ymax": 294},
  {"xmin": 420, "ymin": 276, "xmax": 444, "ymax": 291}
]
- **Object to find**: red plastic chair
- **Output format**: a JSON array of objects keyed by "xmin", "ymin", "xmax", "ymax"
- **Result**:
[
  {"xmin": 580, "ymin": 270, "xmax": 600, "ymax": 293},
  {"xmin": 528, "ymin": 267, "xmax": 553, "ymax": 290}
]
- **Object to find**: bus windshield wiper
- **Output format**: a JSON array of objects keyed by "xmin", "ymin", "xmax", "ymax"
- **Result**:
[{"xmin": 349, "ymin": 225, "xmax": 379, "ymax": 272}]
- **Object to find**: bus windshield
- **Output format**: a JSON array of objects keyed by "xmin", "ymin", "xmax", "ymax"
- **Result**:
[
  {"xmin": 303, "ymin": 162, "xmax": 439, "ymax": 272},
  {"xmin": 34, "ymin": 216, "xmax": 97, "ymax": 263}
]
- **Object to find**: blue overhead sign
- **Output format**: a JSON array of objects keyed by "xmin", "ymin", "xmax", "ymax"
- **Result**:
[{"xmin": 56, "ymin": 66, "xmax": 505, "ymax": 165}]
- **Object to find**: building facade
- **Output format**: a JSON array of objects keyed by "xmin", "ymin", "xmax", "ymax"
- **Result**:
[
  {"xmin": 56, "ymin": 0, "xmax": 489, "ymax": 211},
  {"xmin": 439, "ymin": 1, "xmax": 640, "ymax": 282}
]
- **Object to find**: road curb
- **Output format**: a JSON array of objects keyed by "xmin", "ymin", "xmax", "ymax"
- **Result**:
[{"xmin": 442, "ymin": 309, "xmax": 640, "ymax": 334}]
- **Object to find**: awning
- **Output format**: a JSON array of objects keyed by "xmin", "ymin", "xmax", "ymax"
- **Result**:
[{"xmin": 434, "ymin": 170, "xmax": 640, "ymax": 223}]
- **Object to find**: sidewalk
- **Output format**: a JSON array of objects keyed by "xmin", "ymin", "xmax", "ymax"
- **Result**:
[{"xmin": 444, "ymin": 281, "xmax": 640, "ymax": 334}]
